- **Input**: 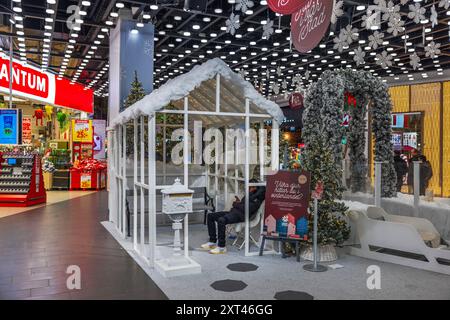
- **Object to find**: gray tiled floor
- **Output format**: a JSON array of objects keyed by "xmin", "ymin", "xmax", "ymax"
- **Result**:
[{"xmin": 0, "ymin": 191, "xmax": 167, "ymax": 300}]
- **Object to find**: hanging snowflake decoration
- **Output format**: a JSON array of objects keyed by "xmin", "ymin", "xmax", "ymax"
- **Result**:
[
  {"xmin": 430, "ymin": 4, "xmax": 438, "ymax": 28},
  {"xmin": 292, "ymin": 74, "xmax": 302, "ymax": 86},
  {"xmin": 438, "ymin": 0, "xmax": 450, "ymax": 10},
  {"xmin": 341, "ymin": 24, "xmax": 359, "ymax": 44},
  {"xmin": 262, "ymin": 19, "xmax": 274, "ymax": 40},
  {"xmin": 265, "ymin": 68, "xmax": 270, "ymax": 79},
  {"xmin": 333, "ymin": 32, "xmax": 347, "ymax": 52},
  {"xmin": 368, "ymin": 31, "xmax": 384, "ymax": 50},
  {"xmin": 226, "ymin": 13, "xmax": 240, "ymax": 35},
  {"xmin": 361, "ymin": 10, "xmax": 380, "ymax": 30},
  {"xmin": 409, "ymin": 53, "xmax": 421, "ymax": 70},
  {"xmin": 382, "ymin": 1, "xmax": 401, "ymax": 22},
  {"xmin": 424, "ymin": 41, "xmax": 441, "ymax": 59},
  {"xmin": 387, "ymin": 17, "xmax": 405, "ymax": 36},
  {"xmin": 353, "ymin": 47, "xmax": 366, "ymax": 66},
  {"xmin": 304, "ymin": 70, "xmax": 311, "ymax": 81},
  {"xmin": 276, "ymin": 66, "xmax": 282, "ymax": 77},
  {"xmin": 376, "ymin": 51, "xmax": 393, "ymax": 69},
  {"xmin": 331, "ymin": 0, "xmax": 344, "ymax": 24},
  {"xmin": 235, "ymin": 0, "xmax": 254, "ymax": 13},
  {"xmin": 400, "ymin": 0, "xmax": 409, "ymax": 5},
  {"xmin": 239, "ymin": 68, "xmax": 247, "ymax": 78},
  {"xmin": 271, "ymin": 82, "xmax": 280, "ymax": 95},
  {"xmin": 374, "ymin": 0, "xmax": 387, "ymax": 8},
  {"xmin": 408, "ymin": 3, "xmax": 426, "ymax": 24}
]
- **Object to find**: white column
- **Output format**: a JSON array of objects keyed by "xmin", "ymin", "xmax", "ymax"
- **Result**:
[
  {"xmin": 244, "ymin": 99, "xmax": 250, "ymax": 256},
  {"xmin": 183, "ymin": 97, "xmax": 189, "ymax": 258},
  {"xmin": 224, "ymin": 126, "xmax": 228, "ymax": 211},
  {"xmin": 133, "ymin": 118, "xmax": 138, "ymax": 249},
  {"xmin": 140, "ymin": 116, "xmax": 145, "ymax": 254},
  {"xmin": 122, "ymin": 124, "xmax": 127, "ymax": 238},
  {"xmin": 148, "ymin": 115, "xmax": 156, "ymax": 267},
  {"xmin": 374, "ymin": 161, "xmax": 382, "ymax": 208},
  {"xmin": 216, "ymin": 74, "xmax": 221, "ymax": 113},
  {"xmin": 271, "ymin": 120, "xmax": 280, "ymax": 172}
]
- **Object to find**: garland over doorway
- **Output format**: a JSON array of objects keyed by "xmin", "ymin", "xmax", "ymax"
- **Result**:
[{"xmin": 302, "ymin": 69, "xmax": 397, "ymax": 199}]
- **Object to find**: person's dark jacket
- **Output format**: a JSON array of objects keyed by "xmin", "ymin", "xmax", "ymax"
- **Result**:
[
  {"xmin": 407, "ymin": 155, "xmax": 421, "ymax": 186},
  {"xmin": 394, "ymin": 155, "xmax": 407, "ymax": 179},
  {"xmin": 231, "ymin": 187, "xmax": 266, "ymax": 218},
  {"xmin": 421, "ymin": 161, "xmax": 433, "ymax": 186}
]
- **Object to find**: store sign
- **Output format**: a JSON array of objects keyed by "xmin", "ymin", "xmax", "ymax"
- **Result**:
[
  {"xmin": 291, "ymin": 0, "xmax": 333, "ymax": 53},
  {"xmin": 391, "ymin": 133, "xmax": 402, "ymax": 150},
  {"xmin": 0, "ymin": 56, "xmax": 93, "ymax": 113},
  {"xmin": 93, "ymin": 119, "xmax": 106, "ymax": 159},
  {"xmin": 81, "ymin": 173, "xmax": 92, "ymax": 189},
  {"xmin": 22, "ymin": 117, "xmax": 32, "ymax": 144},
  {"xmin": 403, "ymin": 132, "xmax": 418, "ymax": 150},
  {"xmin": 72, "ymin": 119, "xmax": 93, "ymax": 143},
  {"xmin": 0, "ymin": 109, "xmax": 20, "ymax": 144},
  {"xmin": 268, "ymin": 0, "xmax": 306, "ymax": 14},
  {"xmin": 264, "ymin": 171, "xmax": 311, "ymax": 238}
]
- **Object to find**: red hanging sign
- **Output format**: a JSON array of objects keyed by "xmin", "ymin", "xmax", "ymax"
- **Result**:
[
  {"xmin": 267, "ymin": 0, "xmax": 306, "ymax": 15},
  {"xmin": 290, "ymin": 0, "xmax": 333, "ymax": 53},
  {"xmin": 289, "ymin": 92, "xmax": 304, "ymax": 110}
]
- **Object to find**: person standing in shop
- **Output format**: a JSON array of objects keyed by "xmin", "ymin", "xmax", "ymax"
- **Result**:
[
  {"xmin": 394, "ymin": 151, "xmax": 408, "ymax": 192},
  {"xmin": 201, "ymin": 179, "xmax": 265, "ymax": 254}
]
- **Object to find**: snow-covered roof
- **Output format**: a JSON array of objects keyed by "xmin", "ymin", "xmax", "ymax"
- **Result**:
[{"xmin": 110, "ymin": 58, "xmax": 284, "ymax": 127}]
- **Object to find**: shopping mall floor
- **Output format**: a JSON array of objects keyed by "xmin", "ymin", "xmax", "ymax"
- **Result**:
[{"xmin": 0, "ymin": 191, "xmax": 449, "ymax": 300}]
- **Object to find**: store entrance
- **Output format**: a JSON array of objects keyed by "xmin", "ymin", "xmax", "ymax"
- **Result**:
[{"xmin": 0, "ymin": 94, "xmax": 107, "ymax": 207}]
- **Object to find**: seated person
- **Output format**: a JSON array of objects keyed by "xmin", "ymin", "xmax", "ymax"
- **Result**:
[{"xmin": 202, "ymin": 179, "xmax": 266, "ymax": 254}]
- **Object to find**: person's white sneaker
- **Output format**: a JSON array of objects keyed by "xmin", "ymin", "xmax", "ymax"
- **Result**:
[
  {"xmin": 209, "ymin": 247, "xmax": 227, "ymax": 254},
  {"xmin": 200, "ymin": 242, "xmax": 217, "ymax": 250}
]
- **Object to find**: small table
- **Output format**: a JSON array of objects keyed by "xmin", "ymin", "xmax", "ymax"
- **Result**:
[{"xmin": 259, "ymin": 234, "xmax": 307, "ymax": 262}]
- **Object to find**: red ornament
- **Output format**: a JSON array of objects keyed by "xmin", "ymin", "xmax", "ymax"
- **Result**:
[
  {"xmin": 289, "ymin": 92, "xmax": 304, "ymax": 110},
  {"xmin": 267, "ymin": 0, "xmax": 306, "ymax": 15},
  {"xmin": 33, "ymin": 108, "xmax": 44, "ymax": 126},
  {"xmin": 290, "ymin": 0, "xmax": 333, "ymax": 53}
]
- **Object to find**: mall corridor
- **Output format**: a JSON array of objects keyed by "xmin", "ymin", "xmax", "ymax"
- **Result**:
[{"xmin": 0, "ymin": 191, "xmax": 167, "ymax": 300}]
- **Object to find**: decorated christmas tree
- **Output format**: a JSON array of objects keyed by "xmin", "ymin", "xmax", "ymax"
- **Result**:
[
  {"xmin": 123, "ymin": 71, "xmax": 146, "ymax": 110},
  {"xmin": 301, "ymin": 135, "xmax": 350, "ymax": 246},
  {"xmin": 124, "ymin": 71, "xmax": 147, "ymax": 155}
]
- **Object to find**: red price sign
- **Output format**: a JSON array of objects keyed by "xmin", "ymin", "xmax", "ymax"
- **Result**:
[{"xmin": 267, "ymin": 0, "xmax": 306, "ymax": 14}]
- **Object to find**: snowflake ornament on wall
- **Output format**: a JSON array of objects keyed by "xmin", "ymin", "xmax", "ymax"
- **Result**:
[
  {"xmin": 262, "ymin": 19, "xmax": 274, "ymax": 40},
  {"xmin": 235, "ymin": 0, "xmax": 254, "ymax": 13},
  {"xmin": 226, "ymin": 13, "xmax": 240, "ymax": 35},
  {"xmin": 353, "ymin": 47, "xmax": 366, "ymax": 66},
  {"xmin": 144, "ymin": 40, "xmax": 153, "ymax": 56},
  {"xmin": 376, "ymin": 50, "xmax": 393, "ymax": 68},
  {"xmin": 368, "ymin": 31, "xmax": 384, "ymax": 50},
  {"xmin": 424, "ymin": 41, "xmax": 441, "ymax": 58},
  {"xmin": 409, "ymin": 53, "xmax": 421, "ymax": 70},
  {"xmin": 408, "ymin": 3, "xmax": 426, "ymax": 23},
  {"xmin": 331, "ymin": 0, "xmax": 344, "ymax": 24}
]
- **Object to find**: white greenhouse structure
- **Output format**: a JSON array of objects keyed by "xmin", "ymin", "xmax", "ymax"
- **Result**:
[{"xmin": 107, "ymin": 58, "xmax": 284, "ymax": 275}]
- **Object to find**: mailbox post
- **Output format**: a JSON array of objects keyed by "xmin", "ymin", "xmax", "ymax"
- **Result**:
[{"xmin": 156, "ymin": 178, "xmax": 201, "ymax": 277}]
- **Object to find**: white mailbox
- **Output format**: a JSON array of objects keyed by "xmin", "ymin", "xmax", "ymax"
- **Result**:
[
  {"xmin": 161, "ymin": 178, "xmax": 194, "ymax": 214},
  {"xmin": 156, "ymin": 178, "xmax": 201, "ymax": 278}
]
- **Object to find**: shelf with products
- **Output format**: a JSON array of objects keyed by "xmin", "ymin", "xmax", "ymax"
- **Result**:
[{"xmin": 0, "ymin": 152, "xmax": 46, "ymax": 207}]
